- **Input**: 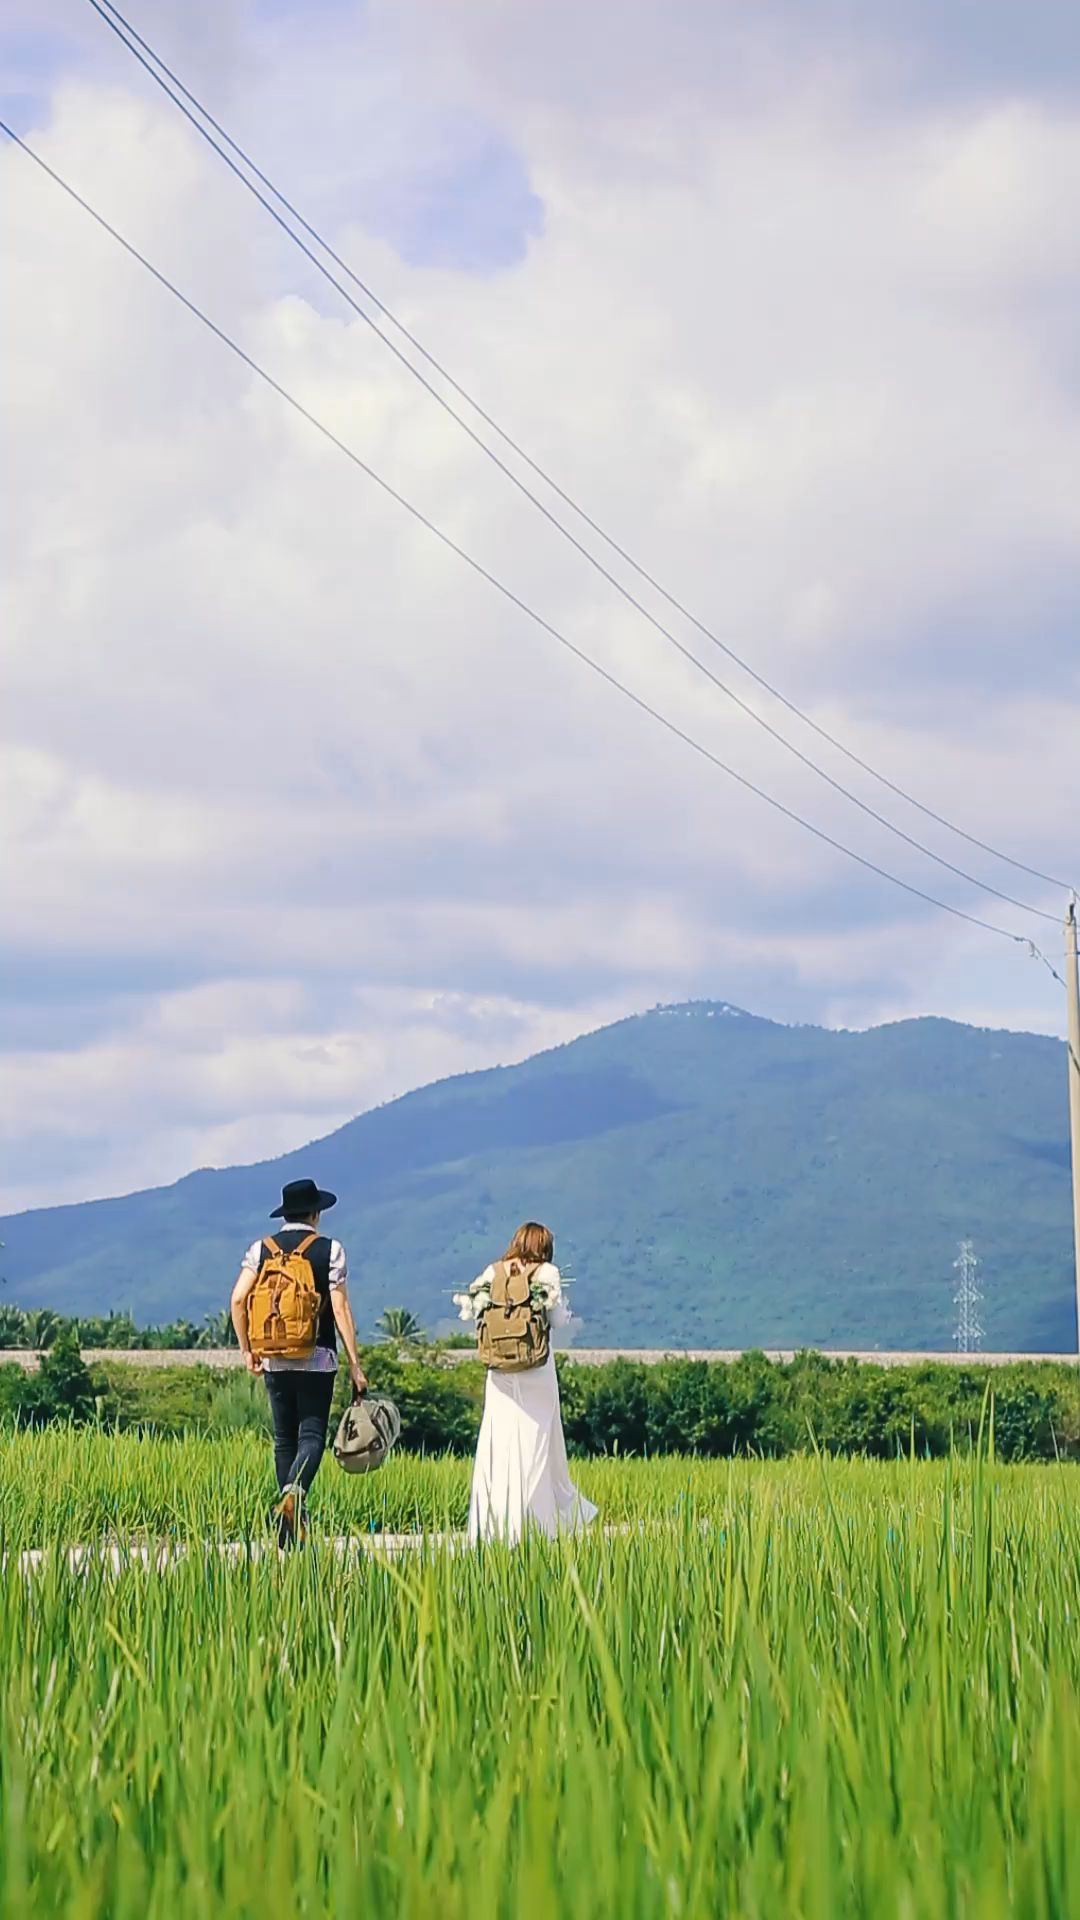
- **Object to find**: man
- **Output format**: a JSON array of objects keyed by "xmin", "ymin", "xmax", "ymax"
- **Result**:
[{"xmin": 231, "ymin": 1176, "xmax": 367, "ymax": 1547}]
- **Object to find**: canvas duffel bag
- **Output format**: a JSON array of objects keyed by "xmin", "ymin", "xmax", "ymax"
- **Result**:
[{"xmin": 333, "ymin": 1391, "xmax": 401, "ymax": 1475}]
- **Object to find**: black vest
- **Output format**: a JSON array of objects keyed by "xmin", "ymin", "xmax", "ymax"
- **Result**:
[{"xmin": 258, "ymin": 1229, "xmax": 337, "ymax": 1353}]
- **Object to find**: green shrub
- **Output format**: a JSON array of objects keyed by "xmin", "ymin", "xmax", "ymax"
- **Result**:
[
  {"xmin": 0, "ymin": 1330, "xmax": 102, "ymax": 1427},
  {"xmin": 2, "ymin": 1339, "xmax": 1078, "ymax": 1462},
  {"xmin": 558, "ymin": 1352, "xmax": 1080, "ymax": 1463},
  {"xmin": 203, "ymin": 1369, "xmax": 273, "ymax": 1435}
]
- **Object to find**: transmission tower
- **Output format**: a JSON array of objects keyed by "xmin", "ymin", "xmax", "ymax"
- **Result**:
[{"xmin": 952, "ymin": 1240, "xmax": 984, "ymax": 1353}]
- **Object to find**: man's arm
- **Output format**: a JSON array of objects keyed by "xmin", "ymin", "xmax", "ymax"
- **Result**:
[
  {"xmin": 230, "ymin": 1268, "xmax": 263, "ymax": 1375},
  {"xmin": 330, "ymin": 1287, "xmax": 367, "ymax": 1395}
]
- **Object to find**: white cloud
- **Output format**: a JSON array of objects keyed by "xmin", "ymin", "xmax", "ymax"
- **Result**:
[
  {"xmin": 0, "ymin": 978, "xmax": 639, "ymax": 1211},
  {"xmin": 2, "ymin": 10, "xmax": 1079, "ymax": 1212}
]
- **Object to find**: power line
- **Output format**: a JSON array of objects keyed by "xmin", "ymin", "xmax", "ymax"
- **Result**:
[
  {"xmin": 0, "ymin": 117, "xmax": 1047, "ymax": 956},
  {"xmin": 84, "ymin": 0, "xmax": 1061, "ymax": 927},
  {"xmin": 87, "ymin": 0, "xmax": 1074, "ymax": 905},
  {"xmin": 1027, "ymin": 941, "xmax": 1067, "ymax": 993}
]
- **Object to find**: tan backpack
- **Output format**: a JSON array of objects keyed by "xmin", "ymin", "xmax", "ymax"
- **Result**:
[
  {"xmin": 248, "ymin": 1233, "xmax": 321, "ymax": 1360},
  {"xmin": 476, "ymin": 1260, "xmax": 550, "ymax": 1373}
]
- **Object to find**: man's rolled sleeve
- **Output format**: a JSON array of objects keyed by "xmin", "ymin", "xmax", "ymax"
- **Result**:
[
  {"xmin": 240, "ymin": 1238, "xmax": 263, "ymax": 1276},
  {"xmin": 328, "ymin": 1240, "xmax": 348, "ymax": 1290}
]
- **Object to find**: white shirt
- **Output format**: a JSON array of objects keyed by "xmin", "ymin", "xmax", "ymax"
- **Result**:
[{"xmin": 241, "ymin": 1222, "xmax": 348, "ymax": 1374}]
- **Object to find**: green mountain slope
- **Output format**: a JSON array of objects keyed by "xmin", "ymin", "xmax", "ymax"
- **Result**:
[{"xmin": 0, "ymin": 1004, "xmax": 1073, "ymax": 1349}]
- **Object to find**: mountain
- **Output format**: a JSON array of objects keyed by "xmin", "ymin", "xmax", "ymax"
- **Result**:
[{"xmin": 0, "ymin": 1003, "xmax": 1074, "ymax": 1350}]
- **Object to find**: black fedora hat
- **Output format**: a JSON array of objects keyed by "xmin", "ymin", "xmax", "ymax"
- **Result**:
[{"xmin": 271, "ymin": 1177, "xmax": 337, "ymax": 1219}]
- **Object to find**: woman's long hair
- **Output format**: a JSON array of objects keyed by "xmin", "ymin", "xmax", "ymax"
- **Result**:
[{"xmin": 502, "ymin": 1221, "xmax": 554, "ymax": 1268}]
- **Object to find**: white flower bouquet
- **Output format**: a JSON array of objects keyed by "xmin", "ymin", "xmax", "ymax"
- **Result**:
[
  {"xmin": 452, "ymin": 1263, "xmax": 573, "ymax": 1326},
  {"xmin": 451, "ymin": 1277, "xmax": 491, "ymax": 1323}
]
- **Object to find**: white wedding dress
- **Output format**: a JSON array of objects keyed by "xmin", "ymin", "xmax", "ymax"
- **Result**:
[{"xmin": 458, "ymin": 1263, "xmax": 598, "ymax": 1546}]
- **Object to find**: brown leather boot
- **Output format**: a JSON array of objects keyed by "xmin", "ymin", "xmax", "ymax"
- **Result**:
[{"xmin": 274, "ymin": 1489, "xmax": 307, "ymax": 1550}]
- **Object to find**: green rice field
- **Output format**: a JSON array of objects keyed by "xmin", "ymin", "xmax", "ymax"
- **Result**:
[{"xmin": 2, "ymin": 1431, "xmax": 1080, "ymax": 1916}]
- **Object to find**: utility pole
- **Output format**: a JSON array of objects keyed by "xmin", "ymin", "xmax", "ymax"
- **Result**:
[
  {"xmin": 953, "ymin": 1240, "xmax": 983, "ymax": 1353},
  {"xmin": 1066, "ymin": 895, "xmax": 1080, "ymax": 1362}
]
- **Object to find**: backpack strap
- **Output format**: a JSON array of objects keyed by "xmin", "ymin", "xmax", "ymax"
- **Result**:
[
  {"xmin": 263, "ymin": 1232, "xmax": 318, "ymax": 1260},
  {"xmin": 498, "ymin": 1259, "xmax": 534, "ymax": 1309}
]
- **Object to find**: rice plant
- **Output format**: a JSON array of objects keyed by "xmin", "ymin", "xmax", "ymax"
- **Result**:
[{"xmin": 1, "ymin": 1431, "xmax": 1079, "ymax": 1914}]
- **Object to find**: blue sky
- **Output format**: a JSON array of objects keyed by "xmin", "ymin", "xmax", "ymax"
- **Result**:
[{"xmin": 2, "ymin": 0, "xmax": 1080, "ymax": 1212}]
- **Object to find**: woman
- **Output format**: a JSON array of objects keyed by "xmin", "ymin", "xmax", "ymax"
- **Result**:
[{"xmin": 454, "ymin": 1222, "xmax": 597, "ymax": 1545}]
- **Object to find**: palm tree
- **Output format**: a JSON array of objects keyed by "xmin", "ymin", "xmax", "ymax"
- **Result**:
[
  {"xmin": 23, "ymin": 1308, "xmax": 61, "ymax": 1350},
  {"xmin": 0, "ymin": 1305, "xmax": 27, "ymax": 1350},
  {"xmin": 199, "ymin": 1309, "xmax": 238, "ymax": 1348},
  {"xmin": 373, "ymin": 1307, "xmax": 426, "ymax": 1345}
]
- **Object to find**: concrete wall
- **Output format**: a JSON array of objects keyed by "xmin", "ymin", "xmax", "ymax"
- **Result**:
[{"xmin": 4, "ymin": 1346, "xmax": 1075, "ymax": 1371}]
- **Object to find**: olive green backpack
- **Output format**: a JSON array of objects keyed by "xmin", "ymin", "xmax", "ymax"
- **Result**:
[{"xmin": 476, "ymin": 1260, "xmax": 550, "ymax": 1373}]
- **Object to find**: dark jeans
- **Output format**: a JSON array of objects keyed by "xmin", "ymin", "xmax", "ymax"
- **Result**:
[{"xmin": 264, "ymin": 1368, "xmax": 336, "ymax": 1496}]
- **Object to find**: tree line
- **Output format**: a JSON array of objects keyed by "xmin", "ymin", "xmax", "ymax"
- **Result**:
[
  {"xmin": 0, "ymin": 1304, "xmax": 432, "ymax": 1352},
  {"xmin": 0, "ymin": 1306, "xmax": 239, "ymax": 1351},
  {"xmin": 3, "ymin": 1334, "xmax": 1078, "ymax": 1463}
]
